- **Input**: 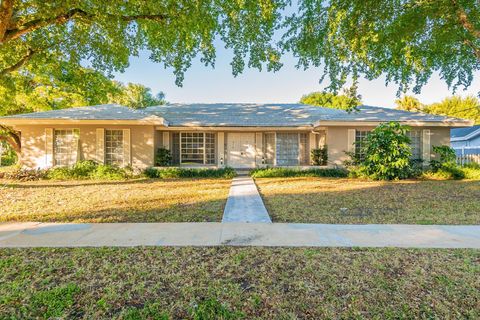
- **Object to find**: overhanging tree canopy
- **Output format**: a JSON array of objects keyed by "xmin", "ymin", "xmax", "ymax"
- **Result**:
[
  {"xmin": 0, "ymin": 0, "xmax": 479, "ymax": 100},
  {"xmin": 0, "ymin": 0, "xmax": 285, "ymax": 86}
]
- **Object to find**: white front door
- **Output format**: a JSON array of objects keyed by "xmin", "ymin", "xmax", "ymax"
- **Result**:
[{"xmin": 227, "ymin": 133, "xmax": 256, "ymax": 168}]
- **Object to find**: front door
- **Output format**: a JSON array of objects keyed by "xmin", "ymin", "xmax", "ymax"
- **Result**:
[{"xmin": 227, "ymin": 133, "xmax": 256, "ymax": 168}]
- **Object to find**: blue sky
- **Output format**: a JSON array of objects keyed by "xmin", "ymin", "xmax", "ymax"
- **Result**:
[{"xmin": 114, "ymin": 47, "xmax": 480, "ymax": 108}]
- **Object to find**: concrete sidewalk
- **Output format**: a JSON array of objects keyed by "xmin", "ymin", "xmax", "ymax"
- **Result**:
[
  {"xmin": 222, "ymin": 176, "xmax": 272, "ymax": 223},
  {"xmin": 1, "ymin": 222, "xmax": 479, "ymax": 248}
]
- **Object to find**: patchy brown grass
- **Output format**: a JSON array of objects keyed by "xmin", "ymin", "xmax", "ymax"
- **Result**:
[
  {"xmin": 255, "ymin": 177, "xmax": 480, "ymax": 224},
  {"xmin": 0, "ymin": 178, "xmax": 231, "ymax": 223},
  {"xmin": 0, "ymin": 247, "xmax": 478, "ymax": 319}
]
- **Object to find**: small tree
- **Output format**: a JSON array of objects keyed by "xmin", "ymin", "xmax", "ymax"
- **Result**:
[{"xmin": 355, "ymin": 122, "xmax": 413, "ymax": 180}]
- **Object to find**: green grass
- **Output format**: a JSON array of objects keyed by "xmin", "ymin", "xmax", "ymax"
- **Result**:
[
  {"xmin": 0, "ymin": 247, "xmax": 478, "ymax": 319},
  {"xmin": 255, "ymin": 177, "xmax": 480, "ymax": 224},
  {"xmin": 0, "ymin": 178, "xmax": 231, "ymax": 223}
]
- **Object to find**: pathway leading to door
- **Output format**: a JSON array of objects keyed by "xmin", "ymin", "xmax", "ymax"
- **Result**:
[{"xmin": 222, "ymin": 176, "xmax": 272, "ymax": 223}]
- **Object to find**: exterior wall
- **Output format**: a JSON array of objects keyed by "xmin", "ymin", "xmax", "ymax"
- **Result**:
[
  {"xmin": 16, "ymin": 124, "xmax": 453, "ymax": 170},
  {"xmin": 17, "ymin": 124, "xmax": 155, "ymax": 169},
  {"xmin": 326, "ymin": 126, "xmax": 451, "ymax": 166},
  {"xmin": 451, "ymin": 135, "xmax": 480, "ymax": 149}
]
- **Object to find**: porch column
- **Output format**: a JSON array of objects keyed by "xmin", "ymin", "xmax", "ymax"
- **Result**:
[
  {"xmin": 218, "ymin": 132, "xmax": 225, "ymax": 167},
  {"xmin": 255, "ymin": 132, "xmax": 263, "ymax": 166}
]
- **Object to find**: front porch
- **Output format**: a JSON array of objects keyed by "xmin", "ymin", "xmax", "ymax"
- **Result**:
[{"xmin": 155, "ymin": 129, "xmax": 327, "ymax": 168}]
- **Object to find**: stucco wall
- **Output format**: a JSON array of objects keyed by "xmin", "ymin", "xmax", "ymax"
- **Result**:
[
  {"xmin": 326, "ymin": 126, "xmax": 451, "ymax": 166},
  {"xmin": 16, "ymin": 125, "xmax": 156, "ymax": 169}
]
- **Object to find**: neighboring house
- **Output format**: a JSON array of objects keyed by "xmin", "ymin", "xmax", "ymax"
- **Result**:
[
  {"xmin": 0, "ymin": 104, "xmax": 473, "ymax": 169},
  {"xmin": 451, "ymin": 125, "xmax": 480, "ymax": 155}
]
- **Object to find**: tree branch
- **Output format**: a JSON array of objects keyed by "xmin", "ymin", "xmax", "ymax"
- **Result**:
[
  {"xmin": 2, "ymin": 8, "xmax": 168, "ymax": 43},
  {"xmin": 0, "ymin": 0, "xmax": 15, "ymax": 41},
  {"xmin": 0, "ymin": 48, "xmax": 36, "ymax": 76}
]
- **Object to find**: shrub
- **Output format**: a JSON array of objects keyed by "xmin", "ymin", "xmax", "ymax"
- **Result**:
[
  {"xmin": 311, "ymin": 147, "xmax": 328, "ymax": 165},
  {"xmin": 0, "ymin": 142, "xmax": 17, "ymax": 166},
  {"xmin": 144, "ymin": 167, "xmax": 236, "ymax": 179},
  {"xmin": 462, "ymin": 166, "xmax": 480, "ymax": 179},
  {"xmin": 155, "ymin": 147, "xmax": 172, "ymax": 166},
  {"xmin": 430, "ymin": 145, "xmax": 456, "ymax": 171},
  {"xmin": 46, "ymin": 161, "xmax": 130, "ymax": 180},
  {"xmin": 250, "ymin": 167, "xmax": 348, "ymax": 178},
  {"xmin": 350, "ymin": 122, "xmax": 413, "ymax": 180}
]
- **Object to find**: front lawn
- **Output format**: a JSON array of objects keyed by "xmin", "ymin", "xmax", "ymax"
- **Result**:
[
  {"xmin": 0, "ymin": 178, "xmax": 231, "ymax": 223},
  {"xmin": 255, "ymin": 177, "xmax": 480, "ymax": 224},
  {"xmin": 0, "ymin": 247, "xmax": 478, "ymax": 319}
]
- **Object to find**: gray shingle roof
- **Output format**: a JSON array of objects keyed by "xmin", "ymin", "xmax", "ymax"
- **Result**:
[
  {"xmin": 0, "ymin": 103, "xmax": 472, "ymax": 126},
  {"xmin": 1, "ymin": 104, "xmax": 152, "ymax": 120},
  {"xmin": 144, "ymin": 104, "xmax": 470, "ymax": 126}
]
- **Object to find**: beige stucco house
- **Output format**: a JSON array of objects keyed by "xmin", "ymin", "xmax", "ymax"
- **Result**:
[{"xmin": 0, "ymin": 103, "xmax": 473, "ymax": 170}]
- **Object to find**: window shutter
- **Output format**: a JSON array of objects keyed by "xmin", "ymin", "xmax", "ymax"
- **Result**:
[
  {"xmin": 422, "ymin": 129, "xmax": 431, "ymax": 163},
  {"xmin": 123, "ymin": 129, "xmax": 131, "ymax": 166},
  {"xmin": 45, "ymin": 128, "xmax": 54, "ymax": 168},
  {"xmin": 96, "ymin": 128, "xmax": 105, "ymax": 164},
  {"xmin": 347, "ymin": 129, "xmax": 356, "ymax": 153},
  {"xmin": 73, "ymin": 129, "xmax": 80, "ymax": 163}
]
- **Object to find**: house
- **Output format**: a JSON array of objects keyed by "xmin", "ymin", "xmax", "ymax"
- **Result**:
[
  {"xmin": 451, "ymin": 125, "xmax": 480, "ymax": 155},
  {"xmin": 0, "ymin": 103, "xmax": 473, "ymax": 169}
]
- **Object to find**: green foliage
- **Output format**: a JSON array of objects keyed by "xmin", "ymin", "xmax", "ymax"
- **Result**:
[
  {"xmin": 189, "ymin": 297, "xmax": 244, "ymax": 320},
  {"xmin": 283, "ymin": 1, "xmax": 480, "ymax": 95},
  {"xmin": 30, "ymin": 283, "xmax": 80, "ymax": 319},
  {"xmin": 144, "ymin": 167, "xmax": 236, "ymax": 179},
  {"xmin": 300, "ymin": 90, "xmax": 361, "ymax": 110},
  {"xmin": 351, "ymin": 122, "xmax": 413, "ymax": 180},
  {"xmin": 422, "ymin": 166, "xmax": 465, "ymax": 180},
  {"xmin": 0, "ymin": 141, "xmax": 17, "ymax": 166},
  {"xmin": 250, "ymin": 167, "xmax": 348, "ymax": 178},
  {"xmin": 395, "ymin": 96, "xmax": 424, "ymax": 112},
  {"xmin": 430, "ymin": 145, "xmax": 457, "ymax": 171},
  {"xmin": 0, "ymin": 66, "xmax": 165, "ymax": 116},
  {"xmin": 110, "ymin": 83, "xmax": 165, "ymax": 109},
  {"xmin": 1, "ymin": 160, "xmax": 132, "ymax": 181},
  {"xmin": 425, "ymin": 96, "xmax": 480, "ymax": 124},
  {"xmin": 119, "ymin": 303, "xmax": 169, "ymax": 320},
  {"xmin": 0, "ymin": 0, "xmax": 285, "ymax": 89},
  {"xmin": 310, "ymin": 147, "xmax": 328, "ymax": 165},
  {"xmin": 155, "ymin": 148, "xmax": 172, "ymax": 166}
]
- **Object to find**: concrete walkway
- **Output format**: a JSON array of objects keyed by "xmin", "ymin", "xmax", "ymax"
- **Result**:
[
  {"xmin": 222, "ymin": 176, "xmax": 272, "ymax": 223},
  {"xmin": 1, "ymin": 222, "xmax": 479, "ymax": 248}
]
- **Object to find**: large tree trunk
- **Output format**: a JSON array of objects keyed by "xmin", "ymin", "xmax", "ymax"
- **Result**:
[{"xmin": 0, "ymin": 125, "xmax": 21, "ymax": 154}]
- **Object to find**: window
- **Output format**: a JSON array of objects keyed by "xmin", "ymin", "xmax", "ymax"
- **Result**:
[
  {"xmin": 355, "ymin": 130, "xmax": 370, "ymax": 160},
  {"xmin": 299, "ymin": 133, "xmax": 309, "ymax": 165},
  {"xmin": 105, "ymin": 129, "xmax": 124, "ymax": 166},
  {"xmin": 407, "ymin": 130, "xmax": 422, "ymax": 160},
  {"xmin": 179, "ymin": 132, "xmax": 216, "ymax": 165},
  {"xmin": 276, "ymin": 133, "xmax": 299, "ymax": 166},
  {"xmin": 263, "ymin": 133, "xmax": 275, "ymax": 165},
  {"xmin": 54, "ymin": 129, "xmax": 79, "ymax": 166}
]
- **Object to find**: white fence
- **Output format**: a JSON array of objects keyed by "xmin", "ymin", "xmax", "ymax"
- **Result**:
[{"xmin": 455, "ymin": 147, "xmax": 480, "ymax": 165}]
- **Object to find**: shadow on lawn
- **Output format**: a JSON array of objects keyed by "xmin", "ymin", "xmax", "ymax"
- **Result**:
[
  {"xmin": 1, "ymin": 177, "xmax": 229, "ymax": 189},
  {"xmin": 256, "ymin": 178, "xmax": 480, "ymax": 225}
]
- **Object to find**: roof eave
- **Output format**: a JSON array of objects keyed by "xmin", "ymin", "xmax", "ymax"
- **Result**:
[
  {"xmin": 313, "ymin": 119, "xmax": 474, "ymax": 128},
  {"xmin": 0, "ymin": 118, "xmax": 168, "ymax": 126}
]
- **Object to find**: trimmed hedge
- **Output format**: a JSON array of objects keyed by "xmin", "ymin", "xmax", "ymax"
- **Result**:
[
  {"xmin": 2, "ymin": 161, "xmax": 133, "ymax": 181},
  {"xmin": 250, "ymin": 167, "xmax": 349, "ymax": 178},
  {"xmin": 144, "ymin": 167, "xmax": 236, "ymax": 179}
]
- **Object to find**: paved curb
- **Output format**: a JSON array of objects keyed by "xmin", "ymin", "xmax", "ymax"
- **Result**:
[{"xmin": 1, "ymin": 222, "xmax": 479, "ymax": 248}]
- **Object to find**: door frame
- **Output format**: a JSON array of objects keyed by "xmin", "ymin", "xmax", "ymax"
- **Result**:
[{"xmin": 226, "ymin": 132, "xmax": 256, "ymax": 168}]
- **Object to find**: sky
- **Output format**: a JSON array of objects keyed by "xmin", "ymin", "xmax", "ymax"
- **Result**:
[{"xmin": 113, "ymin": 47, "xmax": 480, "ymax": 108}]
